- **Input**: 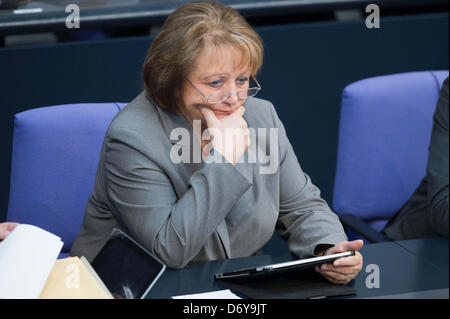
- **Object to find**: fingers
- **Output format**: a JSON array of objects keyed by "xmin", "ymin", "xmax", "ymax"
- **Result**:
[
  {"xmin": 0, "ymin": 224, "xmax": 13, "ymax": 241},
  {"xmin": 315, "ymin": 250, "xmax": 363, "ymax": 285},
  {"xmin": 340, "ymin": 240, "xmax": 364, "ymax": 253},
  {"xmin": 226, "ymin": 106, "xmax": 245, "ymax": 119},
  {"xmin": 228, "ymin": 107, "xmax": 247, "ymax": 131},
  {"xmin": 199, "ymin": 106, "xmax": 218, "ymax": 126},
  {"xmin": 6, "ymin": 222, "xmax": 19, "ymax": 232},
  {"xmin": 333, "ymin": 252, "xmax": 363, "ymax": 267},
  {"xmin": 320, "ymin": 263, "xmax": 360, "ymax": 275},
  {"xmin": 0, "ymin": 231, "xmax": 10, "ymax": 241},
  {"xmin": 319, "ymin": 270, "xmax": 354, "ymax": 285},
  {"xmin": 199, "ymin": 105, "xmax": 248, "ymax": 165},
  {"xmin": 317, "ymin": 261, "xmax": 361, "ymax": 277},
  {"xmin": 200, "ymin": 106, "xmax": 245, "ymax": 126},
  {"xmin": 328, "ymin": 240, "xmax": 364, "ymax": 255},
  {"xmin": 315, "ymin": 265, "xmax": 357, "ymax": 285},
  {"xmin": 345, "ymin": 239, "xmax": 364, "ymax": 251}
]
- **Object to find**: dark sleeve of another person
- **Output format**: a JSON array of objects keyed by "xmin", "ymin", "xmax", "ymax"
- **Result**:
[{"xmin": 426, "ymin": 76, "xmax": 449, "ymax": 237}]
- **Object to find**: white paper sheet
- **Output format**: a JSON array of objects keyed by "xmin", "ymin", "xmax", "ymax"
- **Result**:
[
  {"xmin": 0, "ymin": 224, "xmax": 63, "ymax": 299},
  {"xmin": 172, "ymin": 289, "xmax": 241, "ymax": 299}
]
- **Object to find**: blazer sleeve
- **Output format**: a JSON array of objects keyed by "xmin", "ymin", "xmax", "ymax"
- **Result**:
[
  {"xmin": 102, "ymin": 128, "xmax": 252, "ymax": 269},
  {"xmin": 267, "ymin": 102, "xmax": 348, "ymax": 258},
  {"xmin": 426, "ymin": 76, "xmax": 449, "ymax": 237}
]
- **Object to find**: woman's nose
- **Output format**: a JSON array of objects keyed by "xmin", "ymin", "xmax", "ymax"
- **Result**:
[{"xmin": 224, "ymin": 85, "xmax": 240, "ymax": 106}]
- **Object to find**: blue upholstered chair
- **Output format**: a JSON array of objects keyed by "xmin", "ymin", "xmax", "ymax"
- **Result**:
[
  {"xmin": 333, "ymin": 70, "xmax": 448, "ymax": 242},
  {"xmin": 7, "ymin": 102, "xmax": 126, "ymax": 258}
]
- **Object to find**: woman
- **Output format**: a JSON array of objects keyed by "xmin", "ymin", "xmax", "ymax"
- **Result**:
[{"xmin": 71, "ymin": 1, "xmax": 363, "ymax": 285}]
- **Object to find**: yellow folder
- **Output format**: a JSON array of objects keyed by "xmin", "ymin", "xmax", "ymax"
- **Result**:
[{"xmin": 39, "ymin": 256, "xmax": 113, "ymax": 299}]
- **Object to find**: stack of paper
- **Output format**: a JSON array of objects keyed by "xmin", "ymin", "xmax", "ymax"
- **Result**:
[
  {"xmin": 0, "ymin": 224, "xmax": 112, "ymax": 299},
  {"xmin": 172, "ymin": 289, "xmax": 241, "ymax": 299}
]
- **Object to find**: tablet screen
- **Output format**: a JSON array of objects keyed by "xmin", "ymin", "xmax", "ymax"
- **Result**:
[{"xmin": 91, "ymin": 229, "xmax": 166, "ymax": 299}]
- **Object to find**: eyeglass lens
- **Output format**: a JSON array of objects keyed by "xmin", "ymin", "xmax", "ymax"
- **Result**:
[{"xmin": 208, "ymin": 87, "xmax": 260, "ymax": 103}]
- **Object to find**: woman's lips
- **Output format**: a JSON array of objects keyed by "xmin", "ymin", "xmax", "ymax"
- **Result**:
[
  {"xmin": 213, "ymin": 106, "xmax": 242, "ymax": 116},
  {"xmin": 214, "ymin": 110, "xmax": 233, "ymax": 116}
]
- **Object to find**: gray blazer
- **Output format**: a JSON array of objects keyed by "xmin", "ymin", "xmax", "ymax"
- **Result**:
[{"xmin": 70, "ymin": 92, "xmax": 347, "ymax": 268}]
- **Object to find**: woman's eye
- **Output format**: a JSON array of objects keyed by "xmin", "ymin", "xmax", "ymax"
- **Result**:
[
  {"xmin": 208, "ymin": 80, "xmax": 223, "ymax": 88},
  {"xmin": 236, "ymin": 77, "xmax": 249, "ymax": 85}
]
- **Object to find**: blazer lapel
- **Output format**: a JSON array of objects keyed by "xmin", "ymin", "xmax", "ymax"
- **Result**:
[
  {"xmin": 152, "ymin": 97, "xmax": 262, "ymax": 259},
  {"xmin": 153, "ymin": 99, "xmax": 206, "ymax": 185}
]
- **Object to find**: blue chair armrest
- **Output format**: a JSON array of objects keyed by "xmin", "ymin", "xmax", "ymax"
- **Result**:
[{"xmin": 338, "ymin": 214, "xmax": 391, "ymax": 243}]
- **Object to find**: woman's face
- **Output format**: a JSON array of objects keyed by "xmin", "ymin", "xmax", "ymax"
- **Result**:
[{"xmin": 181, "ymin": 44, "xmax": 251, "ymax": 122}]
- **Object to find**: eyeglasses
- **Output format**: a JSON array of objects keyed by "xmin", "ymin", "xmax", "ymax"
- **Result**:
[{"xmin": 187, "ymin": 76, "xmax": 261, "ymax": 104}]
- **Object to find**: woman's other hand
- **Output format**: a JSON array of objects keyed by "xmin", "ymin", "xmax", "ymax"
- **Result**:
[
  {"xmin": 0, "ymin": 222, "xmax": 19, "ymax": 242},
  {"xmin": 315, "ymin": 239, "xmax": 364, "ymax": 285}
]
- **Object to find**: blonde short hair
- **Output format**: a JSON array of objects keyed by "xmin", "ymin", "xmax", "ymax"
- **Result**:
[{"xmin": 142, "ymin": 1, "xmax": 264, "ymax": 113}]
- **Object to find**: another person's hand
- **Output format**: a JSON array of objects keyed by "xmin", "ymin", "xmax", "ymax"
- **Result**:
[
  {"xmin": 200, "ymin": 106, "xmax": 250, "ymax": 165},
  {"xmin": 0, "ymin": 222, "xmax": 19, "ymax": 242},
  {"xmin": 315, "ymin": 239, "xmax": 364, "ymax": 285}
]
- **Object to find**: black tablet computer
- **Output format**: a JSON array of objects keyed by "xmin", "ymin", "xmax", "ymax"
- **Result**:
[
  {"xmin": 215, "ymin": 251, "xmax": 355, "ymax": 280},
  {"xmin": 91, "ymin": 228, "xmax": 166, "ymax": 299}
]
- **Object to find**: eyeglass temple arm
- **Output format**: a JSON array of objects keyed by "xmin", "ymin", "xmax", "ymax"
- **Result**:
[
  {"xmin": 251, "ymin": 75, "xmax": 261, "ymax": 89},
  {"xmin": 187, "ymin": 79, "xmax": 209, "ymax": 100}
]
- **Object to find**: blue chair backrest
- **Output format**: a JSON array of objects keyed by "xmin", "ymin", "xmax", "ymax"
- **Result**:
[
  {"xmin": 333, "ymin": 70, "xmax": 448, "ymax": 232},
  {"xmin": 7, "ymin": 102, "xmax": 126, "ymax": 254}
]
